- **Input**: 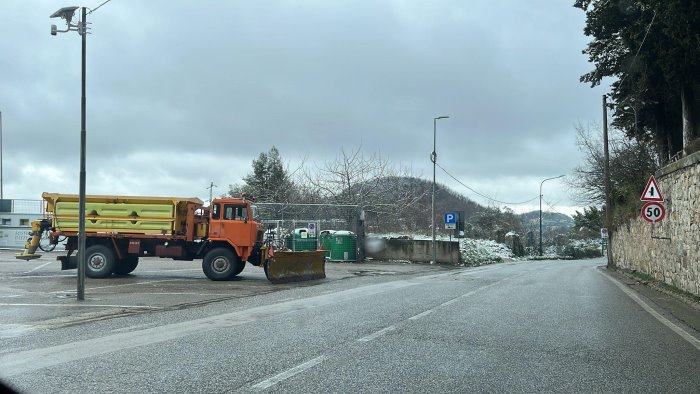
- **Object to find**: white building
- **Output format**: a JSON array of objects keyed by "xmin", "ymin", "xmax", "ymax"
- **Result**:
[{"xmin": 0, "ymin": 199, "xmax": 44, "ymax": 249}]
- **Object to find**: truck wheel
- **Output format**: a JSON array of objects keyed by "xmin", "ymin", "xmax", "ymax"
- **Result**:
[
  {"xmin": 113, "ymin": 255, "xmax": 139, "ymax": 275},
  {"xmin": 85, "ymin": 245, "xmax": 116, "ymax": 278},
  {"xmin": 202, "ymin": 248, "xmax": 244, "ymax": 281}
]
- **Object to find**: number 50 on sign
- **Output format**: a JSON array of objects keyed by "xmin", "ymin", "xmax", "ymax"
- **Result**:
[{"xmin": 641, "ymin": 202, "xmax": 666, "ymax": 223}]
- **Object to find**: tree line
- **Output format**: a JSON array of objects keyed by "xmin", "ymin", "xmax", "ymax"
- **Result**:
[
  {"xmin": 576, "ymin": 0, "xmax": 700, "ymax": 163},
  {"xmin": 227, "ymin": 146, "xmax": 531, "ymax": 239}
]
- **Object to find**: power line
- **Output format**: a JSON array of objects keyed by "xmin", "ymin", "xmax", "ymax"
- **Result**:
[
  {"xmin": 88, "ymin": 0, "xmax": 114, "ymax": 15},
  {"xmin": 542, "ymin": 197, "xmax": 567, "ymax": 217},
  {"xmin": 435, "ymin": 163, "xmax": 539, "ymax": 206}
]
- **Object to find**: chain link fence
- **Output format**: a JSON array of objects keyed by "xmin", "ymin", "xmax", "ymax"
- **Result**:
[{"xmin": 254, "ymin": 203, "xmax": 363, "ymax": 261}]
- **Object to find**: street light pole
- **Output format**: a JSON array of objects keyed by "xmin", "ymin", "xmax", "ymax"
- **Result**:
[
  {"xmin": 51, "ymin": 6, "xmax": 88, "ymax": 301},
  {"xmin": 77, "ymin": 6, "xmax": 87, "ymax": 301},
  {"xmin": 539, "ymin": 174, "xmax": 565, "ymax": 256},
  {"xmin": 603, "ymin": 95, "xmax": 613, "ymax": 268},
  {"xmin": 431, "ymin": 115, "xmax": 449, "ymax": 264}
]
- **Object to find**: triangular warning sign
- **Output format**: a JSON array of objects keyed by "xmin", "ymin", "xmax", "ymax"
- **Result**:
[{"xmin": 641, "ymin": 175, "xmax": 664, "ymax": 202}]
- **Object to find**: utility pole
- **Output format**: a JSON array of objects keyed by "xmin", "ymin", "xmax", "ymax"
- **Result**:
[
  {"xmin": 431, "ymin": 115, "xmax": 449, "ymax": 264},
  {"xmin": 603, "ymin": 95, "xmax": 614, "ymax": 268},
  {"xmin": 207, "ymin": 181, "xmax": 217, "ymax": 205}
]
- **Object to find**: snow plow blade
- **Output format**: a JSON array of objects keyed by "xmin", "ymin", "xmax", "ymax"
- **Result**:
[{"xmin": 265, "ymin": 250, "xmax": 326, "ymax": 284}]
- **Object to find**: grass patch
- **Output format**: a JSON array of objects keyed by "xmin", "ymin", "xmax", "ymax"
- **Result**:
[{"xmin": 622, "ymin": 268, "xmax": 700, "ymax": 304}]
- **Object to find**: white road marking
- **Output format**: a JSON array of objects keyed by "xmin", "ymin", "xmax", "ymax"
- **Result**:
[
  {"xmin": 597, "ymin": 268, "xmax": 700, "ymax": 351},
  {"xmin": 8, "ymin": 275, "xmax": 74, "ymax": 279},
  {"xmin": 0, "ymin": 278, "xmax": 418, "ymax": 377},
  {"xmin": 251, "ymin": 355, "xmax": 328, "ymax": 390},
  {"xmin": 23, "ymin": 261, "xmax": 53, "ymax": 274},
  {"xmin": 48, "ymin": 279, "xmax": 181, "ymax": 293},
  {"xmin": 439, "ymin": 298, "xmax": 461, "ymax": 307},
  {"xmin": 357, "ymin": 325, "xmax": 396, "ymax": 342},
  {"xmin": 409, "ymin": 310, "xmax": 435, "ymax": 320},
  {"xmin": 136, "ymin": 269, "xmax": 201, "ymax": 273}
]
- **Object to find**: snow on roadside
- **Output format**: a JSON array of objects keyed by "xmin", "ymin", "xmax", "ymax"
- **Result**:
[
  {"xmin": 459, "ymin": 238, "xmax": 514, "ymax": 266},
  {"xmin": 368, "ymin": 233, "xmax": 515, "ymax": 266}
]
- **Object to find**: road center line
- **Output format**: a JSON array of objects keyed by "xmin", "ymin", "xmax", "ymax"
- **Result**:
[
  {"xmin": 597, "ymin": 267, "xmax": 700, "ymax": 351},
  {"xmin": 409, "ymin": 310, "xmax": 434, "ymax": 320},
  {"xmin": 357, "ymin": 325, "xmax": 396, "ymax": 342},
  {"xmin": 251, "ymin": 355, "xmax": 328, "ymax": 391}
]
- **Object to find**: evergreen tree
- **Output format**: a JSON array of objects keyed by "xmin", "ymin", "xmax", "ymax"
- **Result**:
[
  {"xmin": 575, "ymin": 0, "xmax": 700, "ymax": 161},
  {"xmin": 229, "ymin": 146, "xmax": 294, "ymax": 202}
]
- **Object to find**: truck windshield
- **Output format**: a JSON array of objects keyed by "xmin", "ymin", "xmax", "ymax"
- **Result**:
[{"xmin": 223, "ymin": 204, "xmax": 248, "ymax": 221}]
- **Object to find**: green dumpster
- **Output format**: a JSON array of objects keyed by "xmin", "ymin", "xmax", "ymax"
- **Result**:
[
  {"xmin": 319, "ymin": 230, "xmax": 335, "ymax": 258},
  {"xmin": 329, "ymin": 231, "xmax": 356, "ymax": 261},
  {"xmin": 286, "ymin": 228, "xmax": 317, "ymax": 251}
]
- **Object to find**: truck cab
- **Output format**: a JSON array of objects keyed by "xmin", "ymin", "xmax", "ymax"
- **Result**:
[{"xmin": 207, "ymin": 198, "xmax": 265, "ymax": 262}]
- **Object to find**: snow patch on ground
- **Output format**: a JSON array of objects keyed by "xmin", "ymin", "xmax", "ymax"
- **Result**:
[{"xmin": 368, "ymin": 233, "xmax": 515, "ymax": 266}]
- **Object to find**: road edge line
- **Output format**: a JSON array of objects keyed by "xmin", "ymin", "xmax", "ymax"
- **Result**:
[{"xmin": 596, "ymin": 267, "xmax": 700, "ymax": 351}]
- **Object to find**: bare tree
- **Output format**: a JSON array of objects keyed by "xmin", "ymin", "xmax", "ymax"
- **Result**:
[
  {"xmin": 570, "ymin": 121, "xmax": 659, "ymax": 224},
  {"xmin": 303, "ymin": 146, "xmax": 425, "ymax": 232}
]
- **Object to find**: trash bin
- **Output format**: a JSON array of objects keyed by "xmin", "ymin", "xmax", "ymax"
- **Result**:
[
  {"xmin": 286, "ymin": 228, "xmax": 317, "ymax": 251},
  {"xmin": 319, "ymin": 230, "xmax": 335, "ymax": 258},
  {"xmin": 329, "ymin": 231, "xmax": 356, "ymax": 261}
]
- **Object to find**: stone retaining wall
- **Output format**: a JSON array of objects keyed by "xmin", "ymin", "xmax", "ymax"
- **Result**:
[{"xmin": 611, "ymin": 151, "xmax": 700, "ymax": 296}]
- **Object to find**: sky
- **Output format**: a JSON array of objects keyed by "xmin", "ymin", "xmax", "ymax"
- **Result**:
[{"xmin": 0, "ymin": 0, "xmax": 608, "ymax": 216}]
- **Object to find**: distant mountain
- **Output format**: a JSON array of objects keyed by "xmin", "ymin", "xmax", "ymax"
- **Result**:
[{"xmin": 519, "ymin": 211, "xmax": 574, "ymax": 229}]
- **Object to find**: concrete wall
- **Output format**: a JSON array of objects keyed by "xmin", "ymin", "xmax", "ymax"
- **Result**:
[
  {"xmin": 366, "ymin": 238, "xmax": 460, "ymax": 264},
  {"xmin": 612, "ymin": 151, "xmax": 700, "ymax": 296}
]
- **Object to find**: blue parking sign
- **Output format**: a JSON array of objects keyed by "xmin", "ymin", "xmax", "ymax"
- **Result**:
[{"xmin": 444, "ymin": 212, "xmax": 457, "ymax": 229}]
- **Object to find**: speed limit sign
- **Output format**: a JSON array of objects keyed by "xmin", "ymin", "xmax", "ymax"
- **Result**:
[{"xmin": 641, "ymin": 202, "xmax": 666, "ymax": 223}]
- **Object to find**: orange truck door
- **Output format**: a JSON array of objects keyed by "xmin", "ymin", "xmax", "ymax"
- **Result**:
[
  {"xmin": 209, "ymin": 203, "xmax": 222, "ymax": 238},
  {"xmin": 219, "ymin": 203, "xmax": 253, "ymax": 250}
]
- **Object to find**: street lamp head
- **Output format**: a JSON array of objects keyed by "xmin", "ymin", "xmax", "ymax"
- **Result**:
[
  {"xmin": 50, "ymin": 6, "xmax": 83, "ymax": 36},
  {"xmin": 50, "ymin": 6, "xmax": 79, "ymax": 23},
  {"xmin": 435, "ymin": 116, "xmax": 449, "ymax": 120}
]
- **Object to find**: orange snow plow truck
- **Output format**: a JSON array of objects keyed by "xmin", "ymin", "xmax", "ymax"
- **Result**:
[{"xmin": 16, "ymin": 193, "xmax": 325, "ymax": 283}]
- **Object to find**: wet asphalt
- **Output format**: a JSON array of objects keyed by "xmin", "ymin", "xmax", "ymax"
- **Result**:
[{"xmin": 1, "ymin": 253, "xmax": 699, "ymax": 393}]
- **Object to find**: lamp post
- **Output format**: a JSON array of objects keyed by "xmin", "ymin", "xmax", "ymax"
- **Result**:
[
  {"xmin": 51, "ymin": 6, "xmax": 88, "ymax": 300},
  {"xmin": 431, "ymin": 115, "xmax": 449, "ymax": 264},
  {"xmin": 539, "ymin": 174, "xmax": 565, "ymax": 256}
]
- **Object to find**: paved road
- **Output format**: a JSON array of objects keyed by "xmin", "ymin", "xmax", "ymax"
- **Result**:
[{"xmin": 2, "ymin": 258, "xmax": 699, "ymax": 393}]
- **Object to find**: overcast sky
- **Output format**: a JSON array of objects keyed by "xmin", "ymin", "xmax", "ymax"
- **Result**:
[{"xmin": 1, "ymin": 0, "xmax": 606, "ymax": 216}]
